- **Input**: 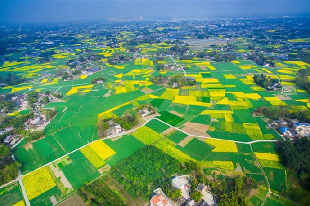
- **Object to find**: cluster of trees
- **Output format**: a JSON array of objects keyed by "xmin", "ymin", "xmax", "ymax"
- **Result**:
[
  {"xmin": 150, "ymin": 75, "xmax": 168, "ymax": 85},
  {"xmin": 114, "ymin": 114, "xmax": 138, "ymax": 130},
  {"xmin": 278, "ymin": 138, "xmax": 310, "ymax": 205},
  {"xmin": 0, "ymin": 144, "xmax": 19, "ymax": 185},
  {"xmin": 207, "ymin": 51, "xmax": 237, "ymax": 62},
  {"xmin": 169, "ymin": 45, "xmax": 189, "ymax": 55},
  {"xmin": 0, "ymin": 112, "xmax": 34, "ymax": 130},
  {"xmin": 253, "ymin": 74, "xmax": 280, "ymax": 90},
  {"xmin": 111, "ymin": 146, "xmax": 190, "ymax": 200},
  {"xmin": 44, "ymin": 108, "xmax": 57, "ymax": 121},
  {"xmin": 156, "ymin": 63, "xmax": 165, "ymax": 71},
  {"xmin": 91, "ymin": 77, "xmax": 105, "ymax": 84},
  {"xmin": 247, "ymin": 53, "xmax": 276, "ymax": 67},
  {"xmin": 72, "ymin": 69, "xmax": 81, "ymax": 75},
  {"xmin": 78, "ymin": 178, "xmax": 125, "ymax": 206},
  {"xmin": 296, "ymin": 68, "xmax": 310, "ymax": 93},
  {"xmin": 26, "ymin": 91, "xmax": 39, "ymax": 106},
  {"xmin": 62, "ymin": 72, "xmax": 73, "ymax": 81},
  {"xmin": 255, "ymin": 105, "xmax": 310, "ymax": 123},
  {"xmin": 0, "ymin": 73, "xmax": 24, "ymax": 86},
  {"xmin": 167, "ymin": 74, "xmax": 196, "ymax": 88},
  {"xmin": 26, "ymin": 131, "xmax": 44, "ymax": 142},
  {"xmin": 211, "ymin": 176, "xmax": 257, "ymax": 206},
  {"xmin": 52, "ymin": 92, "xmax": 62, "ymax": 99},
  {"xmin": 0, "ymin": 132, "xmax": 19, "ymax": 184},
  {"xmin": 0, "ymin": 94, "xmax": 16, "ymax": 113}
]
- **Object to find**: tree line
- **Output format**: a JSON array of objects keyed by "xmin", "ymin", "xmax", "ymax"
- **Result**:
[{"xmin": 278, "ymin": 138, "xmax": 310, "ymax": 205}]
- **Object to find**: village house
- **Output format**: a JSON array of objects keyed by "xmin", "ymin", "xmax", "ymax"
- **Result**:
[
  {"xmin": 149, "ymin": 188, "xmax": 173, "ymax": 206},
  {"xmin": 82, "ymin": 66, "xmax": 102, "ymax": 75},
  {"xmin": 4, "ymin": 134, "xmax": 20, "ymax": 147},
  {"xmin": 139, "ymin": 108, "xmax": 150, "ymax": 117},
  {"xmin": 172, "ymin": 175, "xmax": 190, "ymax": 199}
]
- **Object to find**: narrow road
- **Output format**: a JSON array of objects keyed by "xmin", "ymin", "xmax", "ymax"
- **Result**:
[
  {"xmin": 18, "ymin": 170, "xmax": 30, "ymax": 206},
  {"xmin": 168, "ymin": 55, "xmax": 186, "ymax": 75}
]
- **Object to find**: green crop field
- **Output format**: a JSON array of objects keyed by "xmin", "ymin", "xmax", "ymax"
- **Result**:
[
  {"xmin": 60, "ymin": 151, "xmax": 100, "ymax": 190},
  {"xmin": 168, "ymin": 130, "xmax": 188, "ymax": 144},
  {"xmin": 0, "ymin": 183, "xmax": 24, "ymax": 206},
  {"xmin": 145, "ymin": 119, "xmax": 170, "ymax": 133},
  {"xmin": 264, "ymin": 168, "xmax": 287, "ymax": 193},
  {"xmin": 176, "ymin": 138, "xmax": 214, "ymax": 161},
  {"xmin": 157, "ymin": 111, "xmax": 184, "ymax": 126},
  {"xmin": 104, "ymin": 135, "xmax": 145, "ymax": 167}
]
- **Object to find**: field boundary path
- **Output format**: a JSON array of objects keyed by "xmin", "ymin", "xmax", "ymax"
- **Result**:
[
  {"xmin": 168, "ymin": 55, "xmax": 186, "ymax": 75},
  {"xmin": 18, "ymin": 170, "xmax": 30, "ymax": 206}
]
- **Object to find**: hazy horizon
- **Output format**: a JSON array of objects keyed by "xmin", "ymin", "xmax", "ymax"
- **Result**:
[{"xmin": 1, "ymin": 0, "xmax": 310, "ymax": 24}]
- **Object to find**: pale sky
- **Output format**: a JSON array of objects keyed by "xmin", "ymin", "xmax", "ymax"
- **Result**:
[{"xmin": 0, "ymin": 0, "xmax": 310, "ymax": 24}]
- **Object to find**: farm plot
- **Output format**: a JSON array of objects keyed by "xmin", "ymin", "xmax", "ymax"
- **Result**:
[
  {"xmin": 264, "ymin": 168, "xmax": 287, "ymax": 193},
  {"xmin": 132, "ymin": 126, "xmax": 162, "ymax": 145},
  {"xmin": 248, "ymin": 187, "xmax": 269, "ymax": 206},
  {"xmin": 29, "ymin": 186, "xmax": 62, "ymax": 206},
  {"xmin": 205, "ymin": 139, "xmax": 238, "ymax": 153},
  {"xmin": 190, "ymin": 114, "xmax": 211, "ymax": 125},
  {"xmin": 176, "ymin": 138, "xmax": 214, "ymax": 161},
  {"xmin": 0, "ymin": 182, "xmax": 24, "ymax": 206},
  {"xmin": 89, "ymin": 141, "xmax": 116, "ymax": 161},
  {"xmin": 168, "ymin": 130, "xmax": 188, "ymax": 144},
  {"xmin": 251, "ymin": 142, "xmax": 278, "ymax": 154},
  {"xmin": 80, "ymin": 145, "xmax": 106, "ymax": 168},
  {"xmin": 60, "ymin": 151, "xmax": 100, "ymax": 190},
  {"xmin": 264, "ymin": 193, "xmax": 297, "ymax": 206},
  {"xmin": 157, "ymin": 111, "xmax": 185, "ymax": 126},
  {"xmin": 23, "ymin": 167, "xmax": 57, "ymax": 200},
  {"xmin": 104, "ymin": 135, "xmax": 145, "ymax": 167},
  {"xmin": 145, "ymin": 119, "xmax": 170, "ymax": 133},
  {"xmin": 199, "ymin": 160, "xmax": 235, "ymax": 171},
  {"xmin": 155, "ymin": 139, "xmax": 196, "ymax": 163}
]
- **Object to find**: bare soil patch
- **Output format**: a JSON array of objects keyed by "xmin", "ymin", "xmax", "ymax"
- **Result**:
[
  {"xmin": 170, "ymin": 110, "xmax": 184, "ymax": 117},
  {"xmin": 161, "ymin": 127, "xmax": 175, "ymax": 135},
  {"xmin": 275, "ymin": 95, "xmax": 292, "ymax": 100},
  {"xmin": 141, "ymin": 87, "xmax": 153, "ymax": 94},
  {"xmin": 144, "ymin": 113, "xmax": 160, "ymax": 121},
  {"xmin": 49, "ymin": 163, "xmax": 73, "ymax": 191},
  {"xmin": 199, "ymin": 65, "xmax": 208, "ymax": 70},
  {"xmin": 181, "ymin": 122, "xmax": 210, "ymax": 137}
]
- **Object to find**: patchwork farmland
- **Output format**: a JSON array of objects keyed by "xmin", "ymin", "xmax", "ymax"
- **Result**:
[{"xmin": 0, "ymin": 19, "xmax": 309, "ymax": 206}]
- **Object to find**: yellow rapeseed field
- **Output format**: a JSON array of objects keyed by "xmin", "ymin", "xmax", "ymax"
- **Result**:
[
  {"xmin": 23, "ymin": 167, "xmax": 56, "ymax": 200},
  {"xmin": 89, "ymin": 141, "xmax": 116, "ymax": 160},
  {"xmin": 12, "ymin": 201, "xmax": 25, "ymax": 206},
  {"xmin": 80, "ymin": 145, "xmax": 106, "ymax": 168},
  {"xmin": 264, "ymin": 97, "xmax": 287, "ymax": 106},
  {"xmin": 199, "ymin": 161, "xmax": 235, "ymax": 170},
  {"xmin": 155, "ymin": 139, "xmax": 196, "ymax": 163},
  {"xmin": 205, "ymin": 139, "xmax": 238, "ymax": 153},
  {"xmin": 223, "ymin": 74, "xmax": 237, "ymax": 79},
  {"xmin": 255, "ymin": 152, "xmax": 280, "ymax": 161},
  {"xmin": 65, "ymin": 85, "xmax": 93, "ymax": 96},
  {"xmin": 11, "ymin": 86, "xmax": 32, "ymax": 93}
]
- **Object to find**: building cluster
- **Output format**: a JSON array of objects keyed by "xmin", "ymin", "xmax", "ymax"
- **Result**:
[
  {"xmin": 149, "ymin": 175, "xmax": 216, "ymax": 206},
  {"xmin": 272, "ymin": 119, "xmax": 310, "ymax": 139}
]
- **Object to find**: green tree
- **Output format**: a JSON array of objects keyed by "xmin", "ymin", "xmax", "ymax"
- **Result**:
[{"xmin": 190, "ymin": 190, "xmax": 202, "ymax": 202}]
